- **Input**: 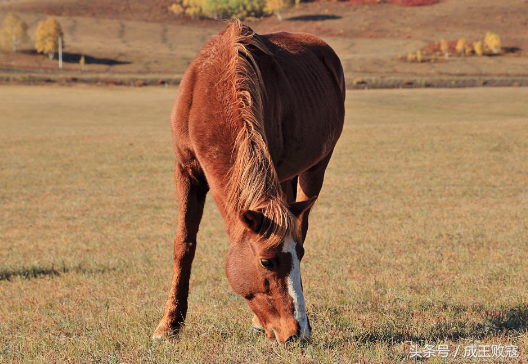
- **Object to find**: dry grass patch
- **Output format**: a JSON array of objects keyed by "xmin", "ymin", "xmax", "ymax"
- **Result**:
[{"xmin": 1, "ymin": 85, "xmax": 527, "ymax": 362}]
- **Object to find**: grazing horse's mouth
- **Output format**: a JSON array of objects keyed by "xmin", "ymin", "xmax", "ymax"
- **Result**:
[{"xmin": 254, "ymin": 324, "xmax": 311, "ymax": 344}]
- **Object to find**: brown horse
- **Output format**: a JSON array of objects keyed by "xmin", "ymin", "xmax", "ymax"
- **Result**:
[{"xmin": 152, "ymin": 20, "xmax": 345, "ymax": 343}]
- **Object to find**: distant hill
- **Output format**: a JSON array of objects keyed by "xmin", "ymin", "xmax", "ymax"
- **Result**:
[
  {"xmin": 2, "ymin": 0, "xmax": 179, "ymax": 23},
  {"xmin": 2, "ymin": 0, "xmax": 442, "ymax": 24}
]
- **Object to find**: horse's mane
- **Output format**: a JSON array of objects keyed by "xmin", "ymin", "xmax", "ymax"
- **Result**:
[{"xmin": 221, "ymin": 20, "xmax": 299, "ymax": 249}]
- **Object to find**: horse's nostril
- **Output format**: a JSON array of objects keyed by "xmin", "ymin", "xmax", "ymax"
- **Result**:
[{"xmin": 285, "ymin": 334, "xmax": 299, "ymax": 343}]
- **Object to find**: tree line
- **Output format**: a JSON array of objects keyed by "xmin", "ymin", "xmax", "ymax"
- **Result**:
[
  {"xmin": 1, "ymin": 14, "xmax": 63, "ymax": 58},
  {"xmin": 168, "ymin": 0, "xmax": 297, "ymax": 22},
  {"xmin": 1, "ymin": 0, "xmax": 294, "ymax": 58}
]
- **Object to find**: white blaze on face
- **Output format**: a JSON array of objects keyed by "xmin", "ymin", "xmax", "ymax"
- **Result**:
[{"xmin": 282, "ymin": 236, "xmax": 310, "ymax": 339}]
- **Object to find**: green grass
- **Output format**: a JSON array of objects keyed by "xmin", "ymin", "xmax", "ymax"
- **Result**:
[{"xmin": 1, "ymin": 85, "xmax": 527, "ymax": 363}]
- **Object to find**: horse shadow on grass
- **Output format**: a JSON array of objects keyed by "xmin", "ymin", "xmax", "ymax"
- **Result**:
[
  {"xmin": 316, "ymin": 305, "xmax": 528, "ymax": 350},
  {"xmin": 0, "ymin": 263, "xmax": 118, "ymax": 281}
]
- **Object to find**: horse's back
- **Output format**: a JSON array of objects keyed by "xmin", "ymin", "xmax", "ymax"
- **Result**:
[
  {"xmin": 262, "ymin": 32, "xmax": 345, "ymax": 99},
  {"xmin": 257, "ymin": 32, "xmax": 346, "ymax": 180}
]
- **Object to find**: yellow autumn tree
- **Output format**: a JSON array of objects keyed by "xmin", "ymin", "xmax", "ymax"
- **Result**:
[
  {"xmin": 484, "ymin": 31, "xmax": 501, "ymax": 54},
  {"xmin": 1, "ymin": 13, "xmax": 28, "ymax": 52},
  {"xmin": 473, "ymin": 40, "xmax": 483, "ymax": 56},
  {"xmin": 264, "ymin": 0, "xmax": 293, "ymax": 21},
  {"xmin": 168, "ymin": 3, "xmax": 185, "ymax": 16},
  {"xmin": 169, "ymin": 0, "xmax": 201, "ymax": 19},
  {"xmin": 35, "ymin": 18, "xmax": 63, "ymax": 59},
  {"xmin": 440, "ymin": 39, "xmax": 448, "ymax": 55},
  {"xmin": 455, "ymin": 38, "xmax": 465, "ymax": 54}
]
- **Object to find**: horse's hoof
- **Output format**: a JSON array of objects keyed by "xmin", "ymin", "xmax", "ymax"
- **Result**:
[
  {"xmin": 152, "ymin": 330, "xmax": 178, "ymax": 341},
  {"xmin": 152, "ymin": 323, "xmax": 178, "ymax": 341},
  {"xmin": 152, "ymin": 331, "xmax": 169, "ymax": 341}
]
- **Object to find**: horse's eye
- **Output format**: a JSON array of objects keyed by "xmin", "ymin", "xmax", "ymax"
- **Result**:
[{"xmin": 260, "ymin": 259, "xmax": 273, "ymax": 268}]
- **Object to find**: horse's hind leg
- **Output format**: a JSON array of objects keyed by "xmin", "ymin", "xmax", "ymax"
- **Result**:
[
  {"xmin": 152, "ymin": 162, "xmax": 208, "ymax": 340},
  {"xmin": 296, "ymin": 150, "xmax": 334, "ymax": 243}
]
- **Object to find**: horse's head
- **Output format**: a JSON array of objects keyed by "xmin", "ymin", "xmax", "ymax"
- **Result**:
[{"xmin": 225, "ymin": 197, "xmax": 316, "ymax": 343}]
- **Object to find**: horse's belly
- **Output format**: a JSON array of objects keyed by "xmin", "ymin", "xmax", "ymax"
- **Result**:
[{"xmin": 273, "ymin": 127, "xmax": 339, "ymax": 182}]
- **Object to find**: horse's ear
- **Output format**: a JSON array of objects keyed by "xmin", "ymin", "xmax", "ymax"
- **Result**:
[
  {"xmin": 240, "ymin": 210, "xmax": 263, "ymax": 233},
  {"xmin": 288, "ymin": 196, "xmax": 317, "ymax": 219}
]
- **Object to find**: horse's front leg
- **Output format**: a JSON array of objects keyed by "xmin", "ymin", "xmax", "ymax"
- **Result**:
[{"xmin": 152, "ymin": 163, "xmax": 208, "ymax": 340}]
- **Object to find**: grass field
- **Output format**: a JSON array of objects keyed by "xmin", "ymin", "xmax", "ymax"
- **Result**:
[{"xmin": 1, "ymin": 85, "xmax": 527, "ymax": 363}]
